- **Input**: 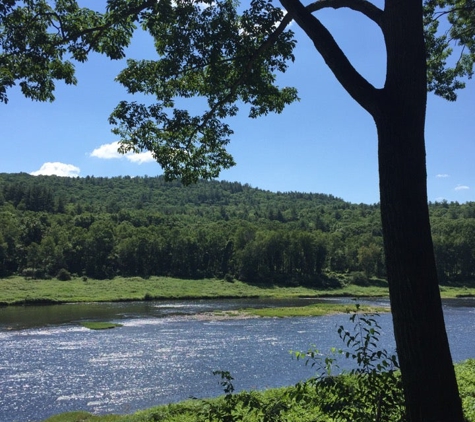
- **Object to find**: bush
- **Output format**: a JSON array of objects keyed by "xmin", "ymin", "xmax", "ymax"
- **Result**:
[
  {"xmin": 21, "ymin": 268, "xmax": 35, "ymax": 279},
  {"xmin": 293, "ymin": 305, "xmax": 405, "ymax": 422},
  {"xmin": 200, "ymin": 371, "xmax": 291, "ymax": 422},
  {"xmin": 456, "ymin": 359, "xmax": 475, "ymax": 421},
  {"xmin": 56, "ymin": 268, "xmax": 72, "ymax": 281},
  {"xmin": 224, "ymin": 273, "xmax": 234, "ymax": 283},
  {"xmin": 350, "ymin": 271, "xmax": 370, "ymax": 286}
]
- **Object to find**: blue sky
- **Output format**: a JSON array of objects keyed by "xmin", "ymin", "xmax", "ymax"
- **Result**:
[{"xmin": 1, "ymin": 2, "xmax": 473, "ymax": 205}]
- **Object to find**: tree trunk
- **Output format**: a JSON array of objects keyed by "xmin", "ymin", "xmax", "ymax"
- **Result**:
[
  {"xmin": 375, "ymin": 3, "xmax": 464, "ymax": 418},
  {"xmin": 376, "ymin": 111, "xmax": 464, "ymax": 422},
  {"xmin": 281, "ymin": 0, "xmax": 466, "ymax": 417},
  {"xmin": 374, "ymin": 1, "xmax": 465, "ymax": 421}
]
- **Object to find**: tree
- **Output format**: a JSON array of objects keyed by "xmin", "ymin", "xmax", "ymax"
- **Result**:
[
  {"xmin": 0, "ymin": 0, "xmax": 137, "ymax": 103},
  {"xmin": 2, "ymin": 1, "xmax": 474, "ymax": 420}
]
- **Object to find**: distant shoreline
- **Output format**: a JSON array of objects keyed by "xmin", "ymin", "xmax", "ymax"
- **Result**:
[{"xmin": 1, "ymin": 275, "xmax": 473, "ymax": 307}]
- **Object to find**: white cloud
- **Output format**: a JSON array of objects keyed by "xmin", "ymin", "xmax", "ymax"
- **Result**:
[
  {"xmin": 126, "ymin": 150, "xmax": 155, "ymax": 164},
  {"xmin": 90, "ymin": 141, "xmax": 155, "ymax": 164},
  {"xmin": 436, "ymin": 174, "xmax": 449, "ymax": 178},
  {"xmin": 90, "ymin": 142, "xmax": 122, "ymax": 159},
  {"xmin": 30, "ymin": 162, "xmax": 80, "ymax": 177},
  {"xmin": 455, "ymin": 185, "xmax": 470, "ymax": 191}
]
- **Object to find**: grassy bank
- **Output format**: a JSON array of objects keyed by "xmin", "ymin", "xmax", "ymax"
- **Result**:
[
  {"xmin": 235, "ymin": 303, "xmax": 388, "ymax": 318},
  {"xmin": 42, "ymin": 359, "xmax": 475, "ymax": 422},
  {"xmin": 0, "ymin": 275, "xmax": 392, "ymax": 305},
  {"xmin": 1, "ymin": 275, "xmax": 474, "ymax": 306}
]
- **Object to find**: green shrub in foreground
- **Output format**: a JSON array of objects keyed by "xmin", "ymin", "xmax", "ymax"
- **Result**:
[
  {"xmin": 456, "ymin": 359, "xmax": 475, "ymax": 422},
  {"xmin": 291, "ymin": 306, "xmax": 405, "ymax": 421}
]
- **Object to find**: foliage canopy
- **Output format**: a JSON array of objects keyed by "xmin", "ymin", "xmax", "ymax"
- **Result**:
[
  {"xmin": 2, "ymin": 173, "xmax": 475, "ymax": 285},
  {"xmin": 1, "ymin": 0, "xmax": 473, "ymax": 179}
]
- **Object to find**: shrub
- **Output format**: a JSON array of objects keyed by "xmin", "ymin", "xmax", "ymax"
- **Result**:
[
  {"xmin": 350, "ymin": 271, "xmax": 370, "ymax": 286},
  {"xmin": 293, "ymin": 305, "xmax": 405, "ymax": 422},
  {"xmin": 21, "ymin": 268, "xmax": 37, "ymax": 279},
  {"xmin": 224, "ymin": 273, "xmax": 234, "ymax": 283},
  {"xmin": 56, "ymin": 268, "xmax": 72, "ymax": 281},
  {"xmin": 200, "ymin": 371, "xmax": 290, "ymax": 422},
  {"xmin": 456, "ymin": 359, "xmax": 475, "ymax": 421}
]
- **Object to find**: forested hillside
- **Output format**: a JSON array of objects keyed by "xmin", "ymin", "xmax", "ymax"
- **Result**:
[{"xmin": 1, "ymin": 173, "xmax": 474, "ymax": 285}]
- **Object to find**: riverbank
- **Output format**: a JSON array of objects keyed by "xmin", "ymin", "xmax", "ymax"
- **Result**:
[
  {"xmin": 1, "ymin": 275, "xmax": 474, "ymax": 306},
  {"xmin": 42, "ymin": 359, "xmax": 475, "ymax": 422},
  {"xmin": 0, "ymin": 275, "xmax": 388, "ymax": 305}
]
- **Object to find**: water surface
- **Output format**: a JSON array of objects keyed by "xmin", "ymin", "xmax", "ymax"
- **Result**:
[{"xmin": 0, "ymin": 298, "xmax": 473, "ymax": 422}]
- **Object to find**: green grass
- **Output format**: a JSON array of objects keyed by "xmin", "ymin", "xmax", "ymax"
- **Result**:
[
  {"xmin": 43, "ymin": 412, "xmax": 124, "ymax": 422},
  {"xmin": 439, "ymin": 284, "xmax": 475, "ymax": 298},
  {"xmin": 1, "ymin": 275, "xmax": 474, "ymax": 306},
  {"xmin": 239, "ymin": 303, "xmax": 388, "ymax": 318},
  {"xmin": 80, "ymin": 322, "xmax": 123, "ymax": 330},
  {"xmin": 0, "ymin": 275, "xmax": 392, "ymax": 305},
  {"xmin": 456, "ymin": 359, "xmax": 475, "ymax": 421}
]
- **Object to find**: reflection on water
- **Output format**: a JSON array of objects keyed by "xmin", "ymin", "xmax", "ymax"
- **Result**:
[
  {"xmin": 0, "ymin": 297, "xmax": 375, "ymax": 331},
  {"xmin": 0, "ymin": 298, "xmax": 474, "ymax": 422}
]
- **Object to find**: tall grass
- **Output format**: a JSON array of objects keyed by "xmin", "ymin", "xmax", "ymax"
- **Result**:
[
  {"xmin": 2, "ymin": 275, "xmax": 473, "ymax": 306},
  {"xmin": 0, "ymin": 276, "xmax": 391, "ymax": 305}
]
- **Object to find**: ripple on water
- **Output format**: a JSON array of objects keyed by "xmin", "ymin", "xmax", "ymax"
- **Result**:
[
  {"xmin": 0, "ymin": 303, "xmax": 473, "ymax": 422},
  {"xmin": 120, "ymin": 318, "xmax": 168, "ymax": 327}
]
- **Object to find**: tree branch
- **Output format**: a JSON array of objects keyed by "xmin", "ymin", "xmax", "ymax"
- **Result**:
[
  {"xmin": 184, "ymin": 14, "xmax": 295, "ymax": 144},
  {"xmin": 433, "ymin": 5, "xmax": 475, "ymax": 21},
  {"xmin": 307, "ymin": 0, "xmax": 383, "ymax": 27},
  {"xmin": 280, "ymin": 0, "xmax": 381, "ymax": 115}
]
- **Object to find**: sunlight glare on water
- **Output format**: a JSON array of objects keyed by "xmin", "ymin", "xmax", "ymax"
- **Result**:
[{"xmin": 0, "ymin": 298, "xmax": 474, "ymax": 422}]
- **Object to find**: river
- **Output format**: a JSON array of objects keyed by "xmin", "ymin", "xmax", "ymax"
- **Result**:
[{"xmin": 1, "ymin": 297, "xmax": 474, "ymax": 422}]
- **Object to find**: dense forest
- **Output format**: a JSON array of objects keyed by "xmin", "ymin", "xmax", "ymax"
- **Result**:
[{"xmin": 1, "ymin": 172, "xmax": 474, "ymax": 286}]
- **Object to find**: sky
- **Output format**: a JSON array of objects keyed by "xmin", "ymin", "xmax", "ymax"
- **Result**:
[{"xmin": 1, "ymin": 2, "xmax": 474, "ymax": 205}]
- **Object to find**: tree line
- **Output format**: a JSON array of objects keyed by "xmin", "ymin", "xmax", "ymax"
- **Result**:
[{"xmin": 1, "ymin": 173, "xmax": 474, "ymax": 285}]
